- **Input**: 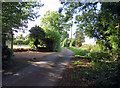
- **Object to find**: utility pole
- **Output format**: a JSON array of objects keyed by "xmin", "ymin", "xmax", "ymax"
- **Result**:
[
  {"xmin": 70, "ymin": 21, "xmax": 73, "ymax": 47},
  {"xmin": 70, "ymin": 26, "xmax": 72, "ymax": 47}
]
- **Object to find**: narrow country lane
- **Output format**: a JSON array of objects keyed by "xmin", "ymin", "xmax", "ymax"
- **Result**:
[{"xmin": 3, "ymin": 47, "xmax": 74, "ymax": 86}]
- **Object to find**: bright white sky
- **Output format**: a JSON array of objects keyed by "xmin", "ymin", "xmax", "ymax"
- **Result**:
[
  {"xmin": 27, "ymin": 0, "xmax": 63, "ymax": 30},
  {"xmin": 15, "ymin": 0, "xmax": 101, "ymax": 45}
]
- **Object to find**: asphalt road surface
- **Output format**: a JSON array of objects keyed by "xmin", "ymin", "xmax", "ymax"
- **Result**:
[{"xmin": 3, "ymin": 47, "xmax": 74, "ymax": 86}]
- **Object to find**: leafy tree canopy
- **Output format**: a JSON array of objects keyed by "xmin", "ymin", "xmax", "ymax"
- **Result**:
[
  {"xmin": 2, "ymin": 2, "xmax": 44, "ymax": 34},
  {"xmin": 41, "ymin": 11, "xmax": 70, "ymax": 41},
  {"xmin": 60, "ymin": 2, "xmax": 120, "ymax": 59},
  {"xmin": 29, "ymin": 26, "xmax": 45, "ymax": 40},
  {"xmin": 75, "ymin": 30, "xmax": 85, "ymax": 47},
  {"xmin": 29, "ymin": 26, "xmax": 45, "ymax": 49},
  {"xmin": 44, "ymin": 29, "xmax": 61, "ymax": 51}
]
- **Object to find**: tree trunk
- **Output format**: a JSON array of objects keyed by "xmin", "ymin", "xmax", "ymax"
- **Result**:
[
  {"xmin": 34, "ymin": 39, "xmax": 39, "ymax": 49},
  {"xmin": 11, "ymin": 33, "xmax": 13, "ymax": 51},
  {"xmin": 2, "ymin": 35, "xmax": 6, "ymax": 46}
]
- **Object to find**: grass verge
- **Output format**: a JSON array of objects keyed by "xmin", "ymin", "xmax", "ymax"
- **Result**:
[{"xmin": 55, "ymin": 46, "xmax": 120, "ymax": 87}]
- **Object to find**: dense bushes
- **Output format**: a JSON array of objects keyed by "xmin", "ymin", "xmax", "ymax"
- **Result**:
[
  {"xmin": 68, "ymin": 44, "xmax": 113, "ymax": 62},
  {"xmin": 76, "ymin": 61, "xmax": 119, "ymax": 87},
  {"xmin": 28, "ymin": 26, "xmax": 61, "ymax": 52},
  {"xmin": 67, "ymin": 44, "xmax": 120, "ymax": 87},
  {"xmin": 62, "ymin": 38, "xmax": 76, "ymax": 47},
  {"xmin": 44, "ymin": 29, "xmax": 61, "ymax": 51},
  {"xmin": 2, "ymin": 45, "xmax": 14, "ymax": 69},
  {"xmin": 29, "ymin": 26, "xmax": 45, "ymax": 49},
  {"xmin": 13, "ymin": 39, "xmax": 30, "ymax": 45},
  {"xmin": 67, "ymin": 47, "xmax": 88, "ymax": 56},
  {"xmin": 61, "ymin": 39, "xmax": 70, "ymax": 47}
]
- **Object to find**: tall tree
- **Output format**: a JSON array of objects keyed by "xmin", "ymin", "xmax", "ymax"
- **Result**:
[
  {"xmin": 41, "ymin": 11, "xmax": 70, "ymax": 41},
  {"xmin": 60, "ymin": 2, "xmax": 120, "ymax": 60},
  {"xmin": 2, "ymin": 2, "xmax": 43, "ymax": 48},
  {"xmin": 29, "ymin": 26, "xmax": 45, "ymax": 49},
  {"xmin": 44, "ymin": 29, "xmax": 61, "ymax": 51},
  {"xmin": 75, "ymin": 30, "xmax": 85, "ymax": 47}
]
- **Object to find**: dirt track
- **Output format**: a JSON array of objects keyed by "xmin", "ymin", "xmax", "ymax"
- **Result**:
[{"xmin": 3, "ymin": 47, "xmax": 74, "ymax": 86}]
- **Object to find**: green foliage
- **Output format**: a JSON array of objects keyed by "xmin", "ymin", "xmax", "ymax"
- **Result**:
[
  {"xmin": 29, "ymin": 26, "xmax": 45, "ymax": 49},
  {"xmin": 17, "ymin": 34, "xmax": 24, "ymax": 40},
  {"xmin": 29, "ymin": 26, "xmax": 45, "ymax": 40},
  {"xmin": 2, "ymin": 45, "xmax": 14, "ymax": 69},
  {"xmin": 77, "ymin": 44, "xmax": 112, "ymax": 60},
  {"xmin": 13, "ymin": 35, "xmax": 30, "ymax": 45},
  {"xmin": 67, "ymin": 44, "xmax": 112, "ymax": 62},
  {"xmin": 41, "ymin": 11, "xmax": 70, "ymax": 43},
  {"xmin": 2, "ymin": 2, "xmax": 43, "ymax": 47},
  {"xmin": 67, "ymin": 47, "xmax": 88, "ymax": 56},
  {"xmin": 89, "ymin": 44, "xmax": 101, "ymax": 53},
  {"xmin": 67, "ymin": 45, "xmax": 119, "ymax": 87},
  {"xmin": 44, "ymin": 29, "xmax": 61, "ymax": 51},
  {"xmin": 41, "ymin": 11, "xmax": 70, "ymax": 33},
  {"xmin": 16, "ymin": 39, "xmax": 24, "ymax": 45},
  {"xmin": 73, "ymin": 61, "xmax": 119, "ymax": 87},
  {"xmin": 61, "ymin": 2, "xmax": 120, "ymax": 60},
  {"xmin": 28, "ymin": 38, "xmax": 36, "ymax": 48},
  {"xmin": 23, "ymin": 39, "xmax": 30, "ymax": 45},
  {"xmin": 71, "ymin": 38, "xmax": 76, "ymax": 46},
  {"xmin": 62, "ymin": 38, "xmax": 77, "ymax": 47},
  {"xmin": 62, "ymin": 38, "xmax": 70, "ymax": 47},
  {"xmin": 61, "ymin": 31, "xmax": 69, "ymax": 42},
  {"xmin": 13, "ymin": 39, "xmax": 30, "ymax": 45},
  {"xmin": 40, "ymin": 11, "xmax": 69, "ymax": 51},
  {"xmin": 28, "ymin": 26, "xmax": 61, "ymax": 52},
  {"xmin": 2, "ymin": 2, "xmax": 43, "ymax": 33},
  {"xmin": 13, "ymin": 39, "xmax": 17, "ymax": 45},
  {"xmin": 75, "ymin": 30, "xmax": 85, "ymax": 47}
]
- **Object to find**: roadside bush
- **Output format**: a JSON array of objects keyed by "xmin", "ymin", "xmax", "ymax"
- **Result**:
[
  {"xmin": 44, "ymin": 29, "xmax": 61, "ymax": 51},
  {"xmin": 68, "ymin": 45, "xmax": 119, "ymax": 87},
  {"xmin": 13, "ymin": 39, "xmax": 17, "ymax": 45},
  {"xmin": 71, "ymin": 39, "xmax": 76, "ymax": 46},
  {"xmin": 62, "ymin": 38, "xmax": 76, "ymax": 47},
  {"xmin": 80, "ymin": 44, "xmax": 94, "ymax": 51},
  {"xmin": 28, "ymin": 38, "xmax": 37, "ymax": 49},
  {"xmin": 64, "ymin": 39, "xmax": 70, "ymax": 47},
  {"xmin": 16, "ymin": 39, "xmax": 24, "ymax": 45},
  {"xmin": 29, "ymin": 26, "xmax": 45, "ymax": 49},
  {"xmin": 23, "ymin": 39, "xmax": 30, "ymax": 45},
  {"xmin": 67, "ymin": 47, "xmax": 88, "ymax": 56},
  {"xmin": 2, "ymin": 45, "xmax": 14, "ymax": 69},
  {"xmin": 92, "ymin": 62, "xmax": 118, "ymax": 87},
  {"xmin": 85, "ymin": 44, "xmax": 112, "ymax": 62},
  {"xmin": 90, "ymin": 44, "xmax": 102, "ymax": 53}
]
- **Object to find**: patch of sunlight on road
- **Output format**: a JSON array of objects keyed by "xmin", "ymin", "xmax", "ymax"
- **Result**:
[
  {"xmin": 13, "ymin": 73, "xmax": 21, "ymax": 76},
  {"xmin": 49, "ymin": 72, "xmax": 56, "ymax": 77},
  {"xmin": 60, "ymin": 62, "xmax": 68, "ymax": 66},
  {"xmin": 31, "ymin": 61, "xmax": 54, "ymax": 69},
  {"xmin": 58, "ymin": 55, "xmax": 64, "ymax": 58},
  {"xmin": 33, "ymin": 62, "xmax": 48, "ymax": 64}
]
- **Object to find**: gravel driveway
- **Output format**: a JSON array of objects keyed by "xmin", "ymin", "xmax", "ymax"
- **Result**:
[{"xmin": 3, "ymin": 47, "xmax": 74, "ymax": 86}]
